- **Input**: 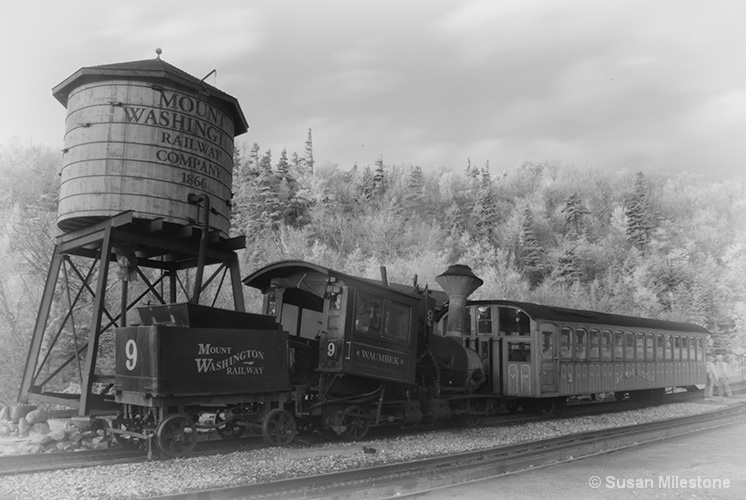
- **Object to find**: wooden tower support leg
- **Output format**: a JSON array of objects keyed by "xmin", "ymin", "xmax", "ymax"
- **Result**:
[
  {"xmin": 79, "ymin": 227, "xmax": 114, "ymax": 416},
  {"xmin": 17, "ymin": 245, "xmax": 64, "ymax": 404},
  {"xmin": 229, "ymin": 254, "xmax": 245, "ymax": 312}
]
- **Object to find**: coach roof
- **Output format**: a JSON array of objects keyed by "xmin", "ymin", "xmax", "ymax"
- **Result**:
[{"xmin": 465, "ymin": 300, "xmax": 710, "ymax": 334}]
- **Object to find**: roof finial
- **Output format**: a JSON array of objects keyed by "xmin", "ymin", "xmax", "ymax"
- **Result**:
[{"xmin": 155, "ymin": 48, "xmax": 162, "ymax": 59}]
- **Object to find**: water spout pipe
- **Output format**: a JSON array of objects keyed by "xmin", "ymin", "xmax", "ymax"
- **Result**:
[{"xmin": 188, "ymin": 193, "xmax": 210, "ymax": 304}]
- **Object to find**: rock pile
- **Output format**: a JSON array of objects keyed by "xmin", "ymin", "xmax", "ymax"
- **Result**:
[{"xmin": 0, "ymin": 405, "xmax": 110, "ymax": 456}]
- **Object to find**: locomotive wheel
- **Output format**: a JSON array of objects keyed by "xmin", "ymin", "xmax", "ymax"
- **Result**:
[
  {"xmin": 215, "ymin": 408, "xmax": 245, "ymax": 440},
  {"xmin": 341, "ymin": 405, "xmax": 370, "ymax": 441},
  {"xmin": 155, "ymin": 414, "xmax": 197, "ymax": 458},
  {"xmin": 506, "ymin": 400, "xmax": 521, "ymax": 413},
  {"xmin": 112, "ymin": 412, "xmax": 146, "ymax": 450},
  {"xmin": 261, "ymin": 409, "xmax": 296, "ymax": 446}
]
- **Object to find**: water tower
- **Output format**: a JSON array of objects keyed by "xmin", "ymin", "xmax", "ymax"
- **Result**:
[{"xmin": 18, "ymin": 51, "xmax": 249, "ymax": 416}]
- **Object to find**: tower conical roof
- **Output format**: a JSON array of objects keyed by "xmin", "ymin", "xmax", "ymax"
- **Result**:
[{"xmin": 52, "ymin": 54, "xmax": 248, "ymax": 135}]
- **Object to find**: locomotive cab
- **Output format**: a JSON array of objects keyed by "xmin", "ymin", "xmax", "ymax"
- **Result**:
[{"xmin": 244, "ymin": 261, "xmax": 427, "ymax": 389}]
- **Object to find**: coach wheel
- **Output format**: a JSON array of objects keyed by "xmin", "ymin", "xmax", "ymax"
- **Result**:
[
  {"xmin": 506, "ymin": 400, "xmax": 521, "ymax": 413},
  {"xmin": 536, "ymin": 399, "xmax": 554, "ymax": 415},
  {"xmin": 215, "ymin": 407, "xmax": 246, "ymax": 440},
  {"xmin": 112, "ymin": 412, "xmax": 146, "ymax": 450},
  {"xmin": 261, "ymin": 409, "xmax": 297, "ymax": 446},
  {"xmin": 462, "ymin": 400, "xmax": 486, "ymax": 427},
  {"xmin": 342, "ymin": 405, "xmax": 370, "ymax": 441},
  {"xmin": 156, "ymin": 414, "xmax": 197, "ymax": 458}
]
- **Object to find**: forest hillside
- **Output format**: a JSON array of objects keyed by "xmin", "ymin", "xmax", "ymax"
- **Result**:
[{"xmin": 0, "ymin": 135, "xmax": 744, "ymax": 404}]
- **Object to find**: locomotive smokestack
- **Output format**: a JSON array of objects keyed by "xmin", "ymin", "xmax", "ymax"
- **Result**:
[{"xmin": 436, "ymin": 264, "xmax": 483, "ymax": 338}]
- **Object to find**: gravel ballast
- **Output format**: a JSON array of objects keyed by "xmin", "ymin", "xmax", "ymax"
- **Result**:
[{"xmin": 0, "ymin": 402, "xmax": 730, "ymax": 500}]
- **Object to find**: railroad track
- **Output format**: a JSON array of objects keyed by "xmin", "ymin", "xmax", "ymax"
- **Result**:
[
  {"xmin": 152, "ymin": 400, "xmax": 746, "ymax": 500},
  {"xmin": 0, "ymin": 388, "xmax": 723, "ymax": 476}
]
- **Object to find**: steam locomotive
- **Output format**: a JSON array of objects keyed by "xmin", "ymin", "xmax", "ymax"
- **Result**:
[{"xmin": 113, "ymin": 260, "xmax": 709, "ymax": 457}]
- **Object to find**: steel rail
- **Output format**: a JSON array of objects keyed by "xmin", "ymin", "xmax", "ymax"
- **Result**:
[
  {"xmin": 0, "ymin": 389, "xmax": 729, "ymax": 477},
  {"xmin": 147, "ymin": 402, "xmax": 746, "ymax": 500}
]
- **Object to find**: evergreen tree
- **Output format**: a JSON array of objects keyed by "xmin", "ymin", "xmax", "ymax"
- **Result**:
[
  {"xmin": 358, "ymin": 166, "xmax": 375, "ymax": 201},
  {"xmin": 372, "ymin": 157, "xmax": 386, "ymax": 199},
  {"xmin": 562, "ymin": 192, "xmax": 589, "ymax": 240},
  {"xmin": 465, "ymin": 158, "xmax": 479, "ymax": 182},
  {"xmin": 277, "ymin": 148, "xmax": 291, "ymax": 183},
  {"xmin": 250, "ymin": 142, "xmax": 261, "ymax": 171},
  {"xmin": 556, "ymin": 245, "xmax": 581, "ymax": 285},
  {"xmin": 625, "ymin": 172, "xmax": 655, "ymax": 252},
  {"xmin": 472, "ymin": 161, "xmax": 498, "ymax": 242},
  {"xmin": 304, "ymin": 128, "xmax": 314, "ymax": 174},
  {"xmin": 291, "ymin": 152, "xmax": 302, "ymax": 170},
  {"xmin": 403, "ymin": 165, "xmax": 425, "ymax": 214},
  {"xmin": 520, "ymin": 208, "xmax": 545, "ymax": 287}
]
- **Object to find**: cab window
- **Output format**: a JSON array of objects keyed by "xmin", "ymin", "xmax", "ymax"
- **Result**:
[{"xmin": 354, "ymin": 291, "xmax": 410, "ymax": 342}]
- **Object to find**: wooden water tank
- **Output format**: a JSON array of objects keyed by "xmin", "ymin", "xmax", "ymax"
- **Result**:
[{"xmin": 52, "ymin": 55, "xmax": 248, "ymax": 236}]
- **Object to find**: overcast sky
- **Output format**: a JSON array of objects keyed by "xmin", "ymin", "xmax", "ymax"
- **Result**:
[{"xmin": 2, "ymin": 0, "xmax": 745, "ymax": 180}]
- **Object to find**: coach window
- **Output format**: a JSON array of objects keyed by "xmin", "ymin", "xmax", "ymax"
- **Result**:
[
  {"xmin": 673, "ymin": 336, "xmax": 681, "ymax": 360},
  {"xmin": 646, "ymin": 333, "xmax": 655, "ymax": 361},
  {"xmin": 477, "ymin": 306, "xmax": 492, "ymax": 334},
  {"xmin": 575, "ymin": 329, "xmax": 587, "ymax": 361},
  {"xmin": 698, "ymin": 338, "xmax": 705, "ymax": 361},
  {"xmin": 665, "ymin": 335, "xmax": 673, "ymax": 361},
  {"xmin": 601, "ymin": 330, "xmax": 612, "ymax": 360},
  {"xmin": 542, "ymin": 330, "xmax": 554, "ymax": 360},
  {"xmin": 613, "ymin": 331, "xmax": 624, "ymax": 360},
  {"xmin": 589, "ymin": 329, "xmax": 600, "ymax": 360},
  {"xmin": 465, "ymin": 307, "xmax": 472, "ymax": 336},
  {"xmin": 634, "ymin": 333, "xmax": 644, "ymax": 360},
  {"xmin": 657, "ymin": 334, "xmax": 666, "ymax": 361},
  {"xmin": 681, "ymin": 337, "xmax": 689, "ymax": 361},
  {"xmin": 499, "ymin": 307, "xmax": 531, "ymax": 336},
  {"xmin": 624, "ymin": 332, "xmax": 635, "ymax": 360},
  {"xmin": 560, "ymin": 327, "xmax": 572, "ymax": 360}
]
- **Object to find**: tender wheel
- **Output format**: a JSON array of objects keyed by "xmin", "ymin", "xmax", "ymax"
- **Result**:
[
  {"xmin": 215, "ymin": 407, "xmax": 245, "ymax": 440},
  {"xmin": 342, "ymin": 405, "xmax": 370, "ymax": 441},
  {"xmin": 261, "ymin": 409, "xmax": 296, "ymax": 446},
  {"xmin": 156, "ymin": 414, "xmax": 197, "ymax": 458},
  {"xmin": 112, "ymin": 412, "xmax": 146, "ymax": 450}
]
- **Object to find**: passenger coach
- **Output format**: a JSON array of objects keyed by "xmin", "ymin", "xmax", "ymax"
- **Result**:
[{"xmin": 437, "ymin": 300, "xmax": 710, "ymax": 411}]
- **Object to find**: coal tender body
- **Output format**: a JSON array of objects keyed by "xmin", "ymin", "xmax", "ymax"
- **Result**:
[{"xmin": 113, "ymin": 303, "xmax": 299, "ymax": 457}]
